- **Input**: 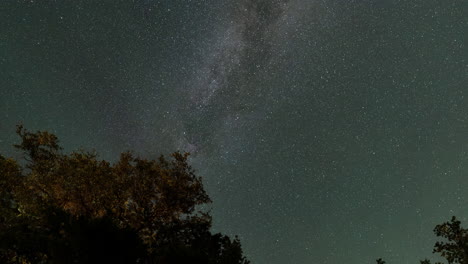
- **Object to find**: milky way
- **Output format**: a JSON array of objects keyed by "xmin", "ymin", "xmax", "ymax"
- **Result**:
[
  {"xmin": 175, "ymin": 0, "xmax": 301, "ymax": 155},
  {"xmin": 1, "ymin": 1, "xmax": 468, "ymax": 264}
]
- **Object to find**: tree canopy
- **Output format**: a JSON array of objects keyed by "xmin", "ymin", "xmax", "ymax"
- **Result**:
[
  {"xmin": 0, "ymin": 125, "xmax": 250, "ymax": 263},
  {"xmin": 377, "ymin": 216, "xmax": 468, "ymax": 264}
]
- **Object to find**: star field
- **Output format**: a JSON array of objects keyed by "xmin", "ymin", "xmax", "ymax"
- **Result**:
[{"xmin": 1, "ymin": 1, "xmax": 468, "ymax": 263}]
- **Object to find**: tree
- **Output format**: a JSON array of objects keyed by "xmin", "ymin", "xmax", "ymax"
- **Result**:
[
  {"xmin": 377, "ymin": 216, "xmax": 468, "ymax": 264},
  {"xmin": 430, "ymin": 216, "xmax": 468, "ymax": 264},
  {"xmin": 0, "ymin": 125, "xmax": 249, "ymax": 263},
  {"xmin": 376, "ymin": 258, "xmax": 386, "ymax": 264}
]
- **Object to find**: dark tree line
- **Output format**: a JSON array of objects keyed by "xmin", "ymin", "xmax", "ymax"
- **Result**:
[
  {"xmin": 377, "ymin": 216, "xmax": 468, "ymax": 264},
  {"xmin": 0, "ymin": 126, "xmax": 249, "ymax": 264}
]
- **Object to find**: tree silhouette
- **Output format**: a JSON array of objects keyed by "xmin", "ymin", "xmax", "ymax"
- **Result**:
[
  {"xmin": 0, "ymin": 125, "xmax": 249, "ymax": 263},
  {"xmin": 377, "ymin": 216, "xmax": 468, "ymax": 264},
  {"xmin": 431, "ymin": 216, "xmax": 468, "ymax": 264},
  {"xmin": 376, "ymin": 258, "xmax": 386, "ymax": 264}
]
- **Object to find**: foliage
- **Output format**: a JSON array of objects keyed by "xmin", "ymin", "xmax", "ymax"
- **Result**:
[
  {"xmin": 377, "ymin": 216, "xmax": 468, "ymax": 264},
  {"xmin": 431, "ymin": 216, "xmax": 468, "ymax": 264},
  {"xmin": 376, "ymin": 258, "xmax": 385, "ymax": 264},
  {"xmin": 0, "ymin": 125, "xmax": 249, "ymax": 263}
]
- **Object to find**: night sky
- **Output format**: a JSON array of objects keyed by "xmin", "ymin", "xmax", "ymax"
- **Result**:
[{"xmin": 1, "ymin": 1, "xmax": 468, "ymax": 263}]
